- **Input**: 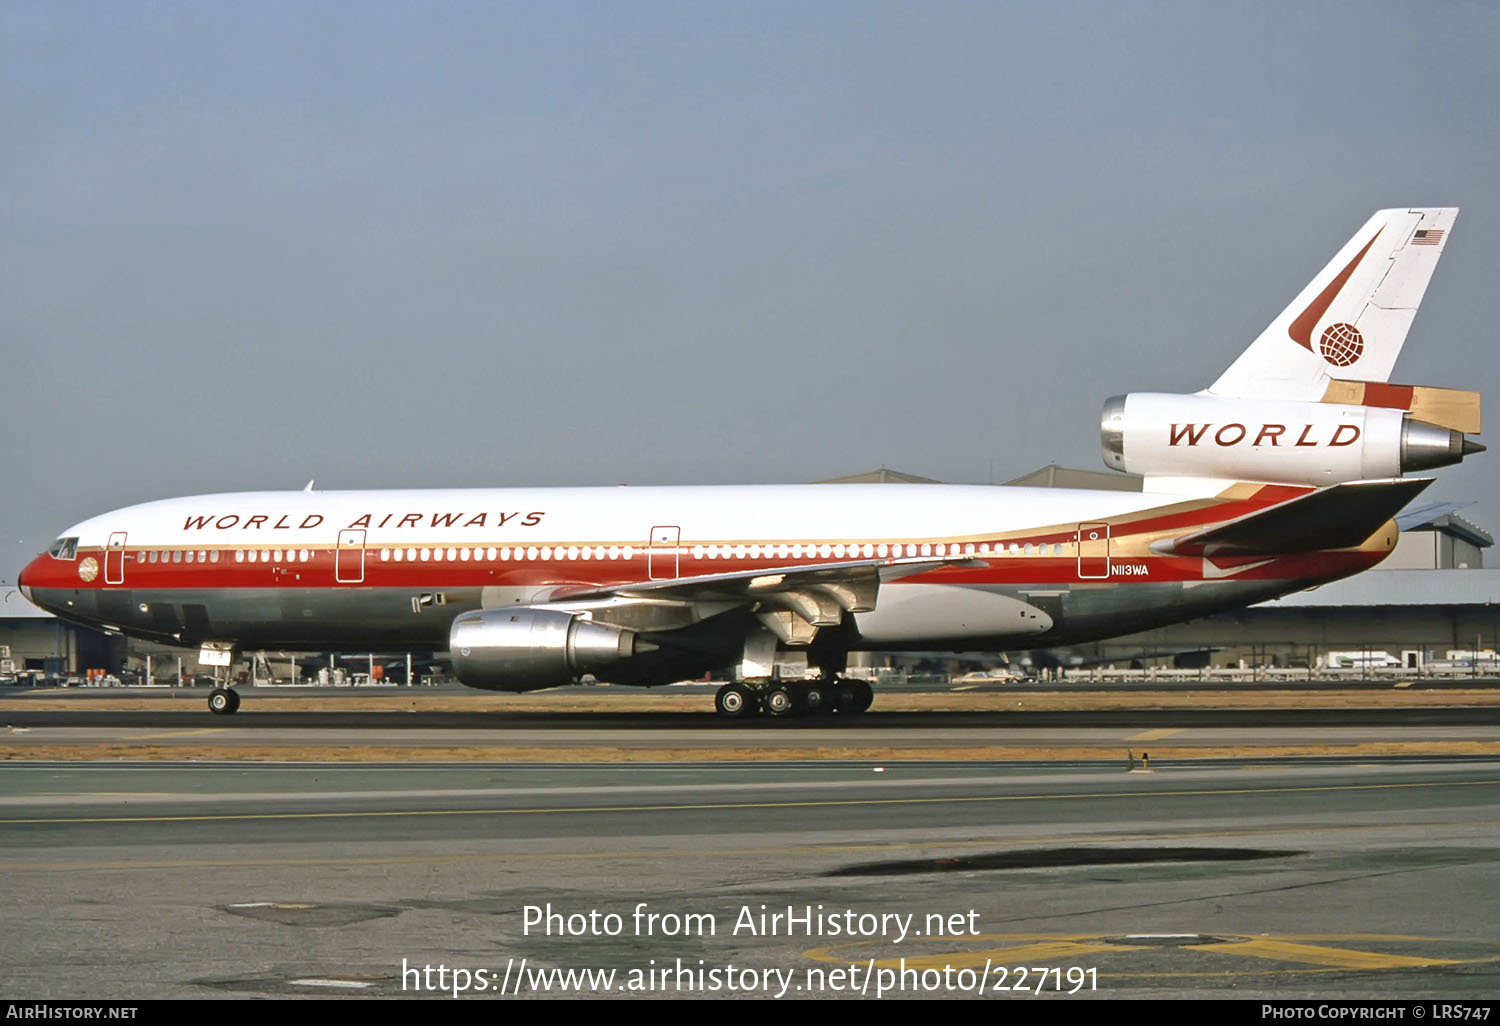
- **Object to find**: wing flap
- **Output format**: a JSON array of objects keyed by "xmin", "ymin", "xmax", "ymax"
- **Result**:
[{"xmin": 1155, "ymin": 478, "xmax": 1433, "ymax": 557}]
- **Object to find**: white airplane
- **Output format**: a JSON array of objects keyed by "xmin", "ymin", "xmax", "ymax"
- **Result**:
[{"xmin": 18, "ymin": 207, "xmax": 1482, "ymax": 716}]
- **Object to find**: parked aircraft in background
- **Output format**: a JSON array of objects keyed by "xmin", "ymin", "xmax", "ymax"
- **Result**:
[{"xmin": 18, "ymin": 208, "xmax": 1480, "ymax": 716}]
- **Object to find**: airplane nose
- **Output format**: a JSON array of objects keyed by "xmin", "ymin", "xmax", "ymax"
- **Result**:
[{"xmin": 17, "ymin": 554, "xmax": 43, "ymax": 603}]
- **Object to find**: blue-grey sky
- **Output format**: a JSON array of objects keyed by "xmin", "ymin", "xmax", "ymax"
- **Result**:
[{"xmin": 4, "ymin": 1, "xmax": 1499, "ymax": 580}]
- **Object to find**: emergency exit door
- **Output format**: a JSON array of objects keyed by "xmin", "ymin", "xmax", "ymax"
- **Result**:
[
  {"xmin": 336, "ymin": 529, "xmax": 366, "ymax": 583},
  {"xmin": 105, "ymin": 532, "xmax": 127, "ymax": 585},
  {"xmin": 1077, "ymin": 523, "xmax": 1110, "ymax": 580},
  {"xmin": 648, "ymin": 525, "xmax": 680, "ymax": 580}
]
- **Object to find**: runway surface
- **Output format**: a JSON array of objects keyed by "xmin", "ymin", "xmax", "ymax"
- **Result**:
[
  {"xmin": 5, "ymin": 686, "xmax": 1499, "ymax": 1000},
  {"xmin": 5, "ymin": 683, "xmax": 1500, "ymax": 762},
  {"xmin": 3, "ymin": 758, "xmax": 1499, "ymax": 999}
]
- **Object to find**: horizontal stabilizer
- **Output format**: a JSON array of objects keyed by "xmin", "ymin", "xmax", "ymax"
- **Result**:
[
  {"xmin": 1155, "ymin": 478, "xmax": 1432, "ymax": 557},
  {"xmin": 1394, "ymin": 499, "xmax": 1471, "ymax": 531}
]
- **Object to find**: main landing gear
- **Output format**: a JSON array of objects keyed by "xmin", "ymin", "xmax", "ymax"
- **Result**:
[
  {"xmin": 712, "ymin": 678, "xmax": 874, "ymax": 719},
  {"xmin": 207, "ymin": 687, "xmax": 240, "ymax": 715}
]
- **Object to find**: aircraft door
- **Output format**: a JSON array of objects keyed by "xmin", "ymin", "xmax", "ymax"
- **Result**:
[
  {"xmin": 105, "ymin": 532, "xmax": 127, "ymax": 585},
  {"xmin": 1077, "ymin": 523, "xmax": 1110, "ymax": 580},
  {"xmin": 648, "ymin": 525, "xmax": 680, "ymax": 580},
  {"xmin": 336, "ymin": 529, "xmax": 366, "ymax": 583}
]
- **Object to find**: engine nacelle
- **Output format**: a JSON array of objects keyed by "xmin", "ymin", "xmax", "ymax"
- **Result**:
[
  {"xmin": 450, "ymin": 607, "xmax": 643, "ymax": 692},
  {"xmin": 1101, "ymin": 393, "xmax": 1481, "ymax": 485}
]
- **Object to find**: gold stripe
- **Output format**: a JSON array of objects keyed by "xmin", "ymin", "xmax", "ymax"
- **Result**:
[
  {"xmin": 888, "ymin": 941, "xmax": 1120, "ymax": 970},
  {"xmin": 1187, "ymin": 938, "xmax": 1458, "ymax": 969}
]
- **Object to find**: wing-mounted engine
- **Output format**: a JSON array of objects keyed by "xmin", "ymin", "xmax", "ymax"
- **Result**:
[
  {"xmin": 1100, "ymin": 391, "xmax": 1483, "ymax": 486},
  {"xmin": 450, "ymin": 608, "xmax": 655, "ymax": 692}
]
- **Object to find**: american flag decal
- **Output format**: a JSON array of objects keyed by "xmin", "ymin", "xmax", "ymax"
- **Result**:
[{"xmin": 1412, "ymin": 229, "xmax": 1445, "ymax": 246}]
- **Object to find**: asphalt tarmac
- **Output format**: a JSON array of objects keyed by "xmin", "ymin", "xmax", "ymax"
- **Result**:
[
  {"xmin": 2, "ymin": 759, "xmax": 1498, "ymax": 1000},
  {"xmin": 6, "ymin": 682, "xmax": 1500, "ymax": 762}
]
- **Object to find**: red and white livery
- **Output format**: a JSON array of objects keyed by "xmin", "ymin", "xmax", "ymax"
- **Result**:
[{"xmin": 18, "ymin": 208, "xmax": 1481, "ymax": 716}]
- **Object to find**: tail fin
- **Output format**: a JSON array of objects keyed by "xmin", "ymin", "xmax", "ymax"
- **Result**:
[{"xmin": 1208, "ymin": 207, "xmax": 1457, "ymax": 400}]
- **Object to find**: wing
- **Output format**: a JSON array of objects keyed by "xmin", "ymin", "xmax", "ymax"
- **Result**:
[{"xmin": 543, "ymin": 555, "xmax": 981, "ymax": 643}]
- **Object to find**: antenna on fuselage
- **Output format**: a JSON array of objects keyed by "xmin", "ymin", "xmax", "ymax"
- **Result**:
[{"xmin": 303, "ymin": 479, "xmax": 316, "ymax": 492}]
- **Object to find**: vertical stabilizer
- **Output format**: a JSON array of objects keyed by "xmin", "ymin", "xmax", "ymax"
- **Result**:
[{"xmin": 1208, "ymin": 208, "xmax": 1457, "ymax": 400}]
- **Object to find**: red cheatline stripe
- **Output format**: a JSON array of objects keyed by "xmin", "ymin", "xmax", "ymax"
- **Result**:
[
  {"xmin": 1361, "ymin": 383, "xmax": 1416, "ymax": 410},
  {"xmin": 1288, "ymin": 229, "xmax": 1383, "ymax": 351}
]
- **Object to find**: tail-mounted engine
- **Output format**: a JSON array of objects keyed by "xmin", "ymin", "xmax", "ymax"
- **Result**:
[
  {"xmin": 1100, "ymin": 392, "xmax": 1483, "ymax": 486},
  {"xmin": 450, "ymin": 608, "xmax": 649, "ymax": 692}
]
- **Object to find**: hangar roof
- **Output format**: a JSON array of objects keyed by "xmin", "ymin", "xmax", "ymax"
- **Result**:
[{"xmin": 1259, "ymin": 568, "xmax": 1500, "ymax": 608}]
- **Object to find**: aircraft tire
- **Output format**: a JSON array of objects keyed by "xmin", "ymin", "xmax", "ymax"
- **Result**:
[
  {"xmin": 794, "ymin": 682, "xmax": 827, "ymax": 715},
  {"xmin": 715, "ymin": 682, "xmax": 753, "ymax": 718},
  {"xmin": 763, "ymin": 686, "xmax": 794, "ymax": 717},
  {"xmin": 208, "ymin": 687, "xmax": 239, "ymax": 715},
  {"xmin": 829, "ymin": 680, "xmax": 856, "ymax": 713},
  {"xmin": 848, "ymin": 680, "xmax": 874, "ymax": 713}
]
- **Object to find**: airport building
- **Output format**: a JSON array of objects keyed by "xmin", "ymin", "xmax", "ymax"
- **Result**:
[{"xmin": 0, "ymin": 585, "xmax": 122, "ymax": 682}]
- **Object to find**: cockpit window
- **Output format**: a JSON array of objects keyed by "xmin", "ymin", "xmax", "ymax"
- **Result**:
[{"xmin": 47, "ymin": 537, "xmax": 79, "ymax": 561}]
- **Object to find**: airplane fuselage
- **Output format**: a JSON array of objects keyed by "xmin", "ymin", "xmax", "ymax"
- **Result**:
[{"xmin": 18, "ymin": 482, "xmax": 1394, "ymax": 680}]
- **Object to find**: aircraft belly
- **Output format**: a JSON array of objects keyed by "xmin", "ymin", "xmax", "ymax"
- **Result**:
[
  {"xmin": 39, "ymin": 587, "xmax": 466, "ymax": 650},
  {"xmin": 852, "ymin": 577, "xmax": 1314, "ymax": 651},
  {"xmin": 853, "ymin": 584, "xmax": 1052, "ymax": 644},
  {"xmin": 1035, "ymin": 577, "xmax": 1312, "ymax": 646}
]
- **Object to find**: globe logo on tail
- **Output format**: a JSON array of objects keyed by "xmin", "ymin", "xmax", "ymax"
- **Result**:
[{"xmin": 1319, "ymin": 322, "xmax": 1364, "ymax": 367}]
